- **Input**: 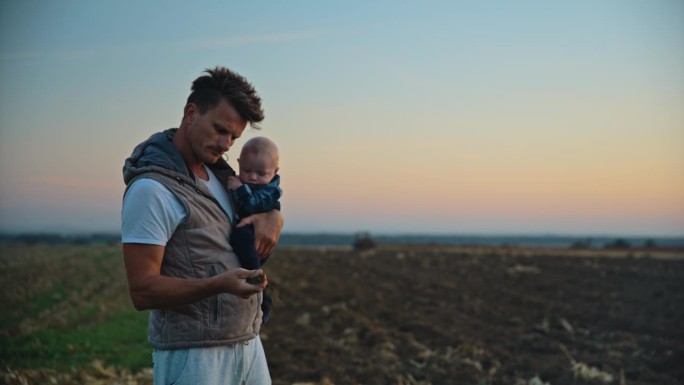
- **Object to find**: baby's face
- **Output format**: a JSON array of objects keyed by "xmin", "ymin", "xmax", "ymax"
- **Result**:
[{"xmin": 238, "ymin": 152, "xmax": 278, "ymax": 186}]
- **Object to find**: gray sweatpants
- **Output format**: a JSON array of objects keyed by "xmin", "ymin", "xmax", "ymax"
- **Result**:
[{"xmin": 152, "ymin": 336, "xmax": 271, "ymax": 385}]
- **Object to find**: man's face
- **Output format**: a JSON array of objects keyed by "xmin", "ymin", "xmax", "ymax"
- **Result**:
[
  {"xmin": 184, "ymin": 99, "xmax": 247, "ymax": 165},
  {"xmin": 238, "ymin": 151, "xmax": 279, "ymax": 186}
]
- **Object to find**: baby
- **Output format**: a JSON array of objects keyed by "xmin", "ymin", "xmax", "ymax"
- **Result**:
[{"xmin": 227, "ymin": 136, "xmax": 282, "ymax": 287}]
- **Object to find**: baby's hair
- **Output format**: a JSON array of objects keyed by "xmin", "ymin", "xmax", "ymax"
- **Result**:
[{"xmin": 241, "ymin": 137, "xmax": 279, "ymax": 164}]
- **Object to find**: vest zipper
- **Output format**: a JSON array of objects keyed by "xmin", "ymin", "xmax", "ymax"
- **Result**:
[
  {"xmin": 192, "ymin": 181, "xmax": 233, "ymax": 223},
  {"xmin": 178, "ymin": 174, "xmax": 229, "ymax": 218}
]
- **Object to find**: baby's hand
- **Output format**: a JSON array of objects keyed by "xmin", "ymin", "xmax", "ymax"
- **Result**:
[{"xmin": 227, "ymin": 176, "xmax": 243, "ymax": 190}]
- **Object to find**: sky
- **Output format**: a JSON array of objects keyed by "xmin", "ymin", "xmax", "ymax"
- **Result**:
[{"xmin": 0, "ymin": 0, "xmax": 682, "ymax": 237}]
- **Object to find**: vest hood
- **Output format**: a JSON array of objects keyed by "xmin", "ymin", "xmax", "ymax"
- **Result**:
[
  {"xmin": 122, "ymin": 128, "xmax": 235, "ymax": 186},
  {"xmin": 122, "ymin": 128, "xmax": 188, "ymax": 185}
]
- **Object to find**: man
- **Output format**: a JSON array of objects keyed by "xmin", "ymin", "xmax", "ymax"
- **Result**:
[{"xmin": 121, "ymin": 67, "xmax": 283, "ymax": 384}]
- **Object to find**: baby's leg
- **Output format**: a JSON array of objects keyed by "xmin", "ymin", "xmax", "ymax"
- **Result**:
[{"xmin": 230, "ymin": 224, "xmax": 261, "ymax": 271}]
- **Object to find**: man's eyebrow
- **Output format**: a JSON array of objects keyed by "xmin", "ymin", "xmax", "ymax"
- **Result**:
[{"xmin": 213, "ymin": 123, "xmax": 229, "ymax": 134}]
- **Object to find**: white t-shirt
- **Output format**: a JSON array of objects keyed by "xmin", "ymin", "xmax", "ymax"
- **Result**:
[{"xmin": 121, "ymin": 165, "xmax": 235, "ymax": 245}]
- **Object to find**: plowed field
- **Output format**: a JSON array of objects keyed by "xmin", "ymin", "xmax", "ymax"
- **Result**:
[{"xmin": 1, "ymin": 244, "xmax": 682, "ymax": 385}]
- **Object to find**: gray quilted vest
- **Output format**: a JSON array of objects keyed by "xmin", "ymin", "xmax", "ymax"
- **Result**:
[{"xmin": 123, "ymin": 129, "xmax": 262, "ymax": 349}]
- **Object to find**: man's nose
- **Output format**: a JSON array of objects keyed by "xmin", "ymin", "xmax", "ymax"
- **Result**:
[{"xmin": 218, "ymin": 137, "xmax": 232, "ymax": 151}]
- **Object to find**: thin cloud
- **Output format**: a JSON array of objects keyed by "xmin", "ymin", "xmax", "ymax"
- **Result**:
[
  {"xmin": 191, "ymin": 31, "xmax": 317, "ymax": 49},
  {"xmin": 28, "ymin": 176, "xmax": 88, "ymax": 188},
  {"xmin": 27, "ymin": 176, "xmax": 114, "ymax": 191},
  {"xmin": 0, "ymin": 31, "xmax": 317, "ymax": 61}
]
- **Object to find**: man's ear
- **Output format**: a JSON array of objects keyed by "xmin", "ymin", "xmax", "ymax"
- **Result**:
[{"xmin": 183, "ymin": 103, "xmax": 199, "ymax": 122}]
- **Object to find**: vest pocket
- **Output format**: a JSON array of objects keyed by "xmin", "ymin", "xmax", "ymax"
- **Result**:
[{"xmin": 207, "ymin": 265, "xmax": 221, "ymax": 327}]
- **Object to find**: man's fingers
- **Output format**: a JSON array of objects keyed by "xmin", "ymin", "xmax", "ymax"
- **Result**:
[
  {"xmin": 255, "ymin": 237, "xmax": 270, "ymax": 256},
  {"xmin": 235, "ymin": 217, "xmax": 252, "ymax": 228},
  {"xmin": 236, "ymin": 268, "xmax": 263, "ymax": 279},
  {"xmin": 249, "ymin": 269, "xmax": 264, "ymax": 278},
  {"xmin": 256, "ymin": 240, "xmax": 274, "ymax": 258}
]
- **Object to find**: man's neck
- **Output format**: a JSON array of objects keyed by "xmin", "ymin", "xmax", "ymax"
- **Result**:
[
  {"xmin": 194, "ymin": 164, "xmax": 209, "ymax": 181},
  {"xmin": 172, "ymin": 128, "xmax": 208, "ymax": 181}
]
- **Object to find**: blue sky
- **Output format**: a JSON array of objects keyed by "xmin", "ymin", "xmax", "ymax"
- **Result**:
[{"xmin": 1, "ymin": 1, "xmax": 682, "ymax": 236}]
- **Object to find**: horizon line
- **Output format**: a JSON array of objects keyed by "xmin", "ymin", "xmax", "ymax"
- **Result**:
[{"xmin": 1, "ymin": 230, "xmax": 683, "ymax": 239}]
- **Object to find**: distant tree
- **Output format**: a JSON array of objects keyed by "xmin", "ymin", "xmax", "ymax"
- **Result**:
[
  {"xmin": 15, "ymin": 233, "xmax": 66, "ymax": 244},
  {"xmin": 605, "ymin": 238, "xmax": 631, "ymax": 249},
  {"xmin": 644, "ymin": 239, "xmax": 657, "ymax": 249},
  {"xmin": 570, "ymin": 238, "xmax": 592, "ymax": 249}
]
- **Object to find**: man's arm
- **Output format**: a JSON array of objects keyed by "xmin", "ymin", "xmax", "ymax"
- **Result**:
[
  {"xmin": 236, "ymin": 209, "xmax": 284, "ymax": 257},
  {"xmin": 123, "ymin": 243, "xmax": 266, "ymax": 311}
]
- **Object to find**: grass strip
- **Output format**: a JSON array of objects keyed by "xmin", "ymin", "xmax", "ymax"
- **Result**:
[{"xmin": 1, "ymin": 307, "xmax": 150, "ymax": 372}]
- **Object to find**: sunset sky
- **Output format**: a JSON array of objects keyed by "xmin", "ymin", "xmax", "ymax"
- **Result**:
[{"xmin": 1, "ymin": 1, "xmax": 682, "ymax": 236}]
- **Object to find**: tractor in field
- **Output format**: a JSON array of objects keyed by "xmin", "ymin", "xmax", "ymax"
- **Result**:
[{"xmin": 353, "ymin": 232, "xmax": 377, "ymax": 250}]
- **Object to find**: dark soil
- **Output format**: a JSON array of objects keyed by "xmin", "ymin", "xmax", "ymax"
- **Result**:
[{"xmin": 261, "ymin": 246, "xmax": 684, "ymax": 385}]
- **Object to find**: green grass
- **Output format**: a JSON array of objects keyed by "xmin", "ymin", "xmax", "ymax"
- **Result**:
[
  {"xmin": 29, "ymin": 287, "xmax": 69, "ymax": 318},
  {"xmin": 1, "ymin": 307, "xmax": 150, "ymax": 371},
  {"xmin": 0, "ymin": 244, "xmax": 152, "ymax": 372}
]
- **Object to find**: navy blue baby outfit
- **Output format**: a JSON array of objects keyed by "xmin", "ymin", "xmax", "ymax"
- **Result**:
[{"xmin": 230, "ymin": 175, "xmax": 282, "ymax": 322}]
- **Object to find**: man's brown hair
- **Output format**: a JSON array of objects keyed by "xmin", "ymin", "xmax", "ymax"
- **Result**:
[{"xmin": 187, "ymin": 67, "xmax": 265, "ymax": 128}]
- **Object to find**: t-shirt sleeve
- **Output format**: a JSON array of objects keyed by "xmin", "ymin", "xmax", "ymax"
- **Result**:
[{"xmin": 121, "ymin": 178, "xmax": 186, "ymax": 246}]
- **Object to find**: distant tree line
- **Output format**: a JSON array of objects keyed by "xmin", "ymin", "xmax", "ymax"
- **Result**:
[
  {"xmin": 0, "ymin": 233, "xmax": 120, "ymax": 245},
  {"xmin": 0, "ymin": 232, "xmax": 678, "ymax": 250},
  {"xmin": 570, "ymin": 238, "xmax": 659, "ymax": 250}
]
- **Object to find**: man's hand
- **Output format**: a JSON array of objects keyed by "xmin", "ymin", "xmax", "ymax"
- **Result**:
[
  {"xmin": 227, "ymin": 176, "xmax": 243, "ymax": 190},
  {"xmin": 123, "ymin": 243, "xmax": 267, "ymax": 310},
  {"xmin": 236, "ymin": 210, "xmax": 284, "ymax": 257},
  {"xmin": 217, "ymin": 268, "xmax": 268, "ymax": 299}
]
